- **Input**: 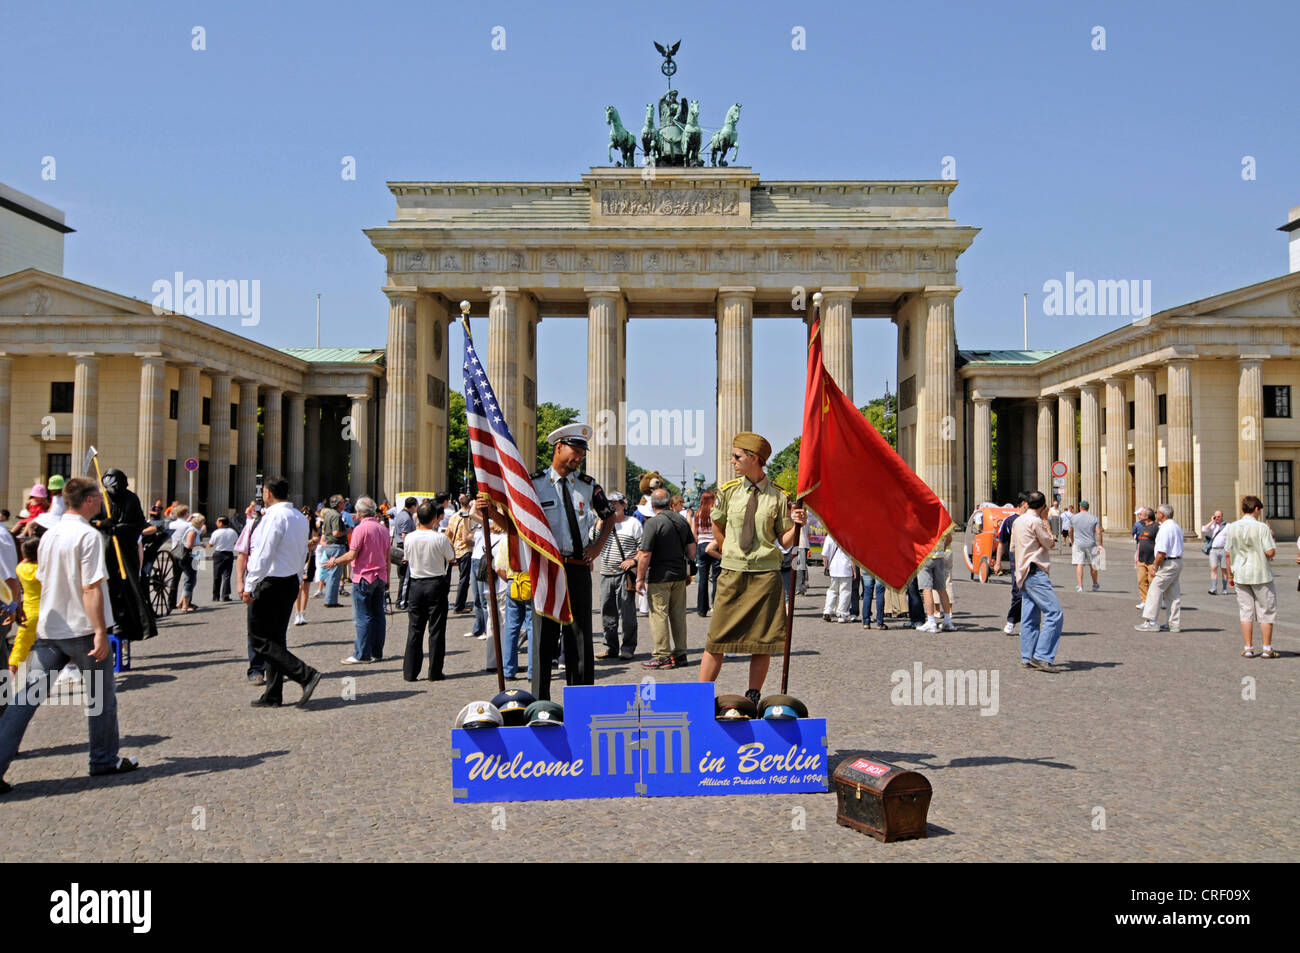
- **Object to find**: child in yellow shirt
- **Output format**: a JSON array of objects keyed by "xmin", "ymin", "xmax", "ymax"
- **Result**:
[{"xmin": 8, "ymin": 537, "xmax": 40, "ymax": 672}]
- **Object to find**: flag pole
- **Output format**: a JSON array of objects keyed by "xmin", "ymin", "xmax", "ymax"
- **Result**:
[
  {"xmin": 463, "ymin": 300, "xmax": 507, "ymax": 695},
  {"xmin": 782, "ymin": 294, "xmax": 821, "ymax": 693}
]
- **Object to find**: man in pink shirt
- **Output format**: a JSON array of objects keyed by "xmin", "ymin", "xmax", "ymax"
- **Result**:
[{"xmin": 324, "ymin": 496, "xmax": 390, "ymax": 663}]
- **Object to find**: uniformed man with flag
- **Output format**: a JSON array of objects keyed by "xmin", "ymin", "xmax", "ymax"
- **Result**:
[{"xmin": 529, "ymin": 423, "xmax": 615, "ymax": 700}]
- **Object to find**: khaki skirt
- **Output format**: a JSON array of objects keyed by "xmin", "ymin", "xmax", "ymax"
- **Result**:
[{"xmin": 706, "ymin": 569, "xmax": 788, "ymax": 655}]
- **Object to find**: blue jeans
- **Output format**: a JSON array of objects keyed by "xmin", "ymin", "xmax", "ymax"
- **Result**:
[
  {"xmin": 1019, "ymin": 568, "xmax": 1063, "ymax": 663},
  {"xmin": 0, "ymin": 635, "xmax": 121, "ymax": 776},
  {"xmin": 503, "ymin": 596, "xmax": 533, "ymax": 679},
  {"xmin": 861, "ymin": 574, "xmax": 886, "ymax": 625},
  {"xmin": 470, "ymin": 559, "xmax": 487, "ymax": 636},
  {"xmin": 322, "ymin": 543, "xmax": 346, "ymax": 603},
  {"xmin": 352, "ymin": 578, "xmax": 387, "ymax": 660}
]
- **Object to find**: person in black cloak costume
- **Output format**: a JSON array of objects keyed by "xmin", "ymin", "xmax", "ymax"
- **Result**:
[{"xmin": 93, "ymin": 467, "xmax": 157, "ymax": 640}]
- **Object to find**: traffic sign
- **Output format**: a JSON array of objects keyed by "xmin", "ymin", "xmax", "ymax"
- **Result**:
[
  {"xmin": 184, "ymin": 457, "xmax": 199, "ymax": 472},
  {"xmin": 1051, "ymin": 461, "xmax": 1067, "ymax": 478},
  {"xmin": 1052, "ymin": 476, "xmax": 1066, "ymax": 488}
]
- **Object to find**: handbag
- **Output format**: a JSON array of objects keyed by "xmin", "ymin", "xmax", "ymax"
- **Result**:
[
  {"xmin": 610, "ymin": 522, "xmax": 637, "ymax": 593},
  {"xmin": 1201, "ymin": 538, "xmax": 1213, "ymax": 555},
  {"xmin": 389, "ymin": 543, "xmax": 405, "ymax": 565},
  {"xmin": 509, "ymin": 571, "xmax": 532, "ymax": 601}
]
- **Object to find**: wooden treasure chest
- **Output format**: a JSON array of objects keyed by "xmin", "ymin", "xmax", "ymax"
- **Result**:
[{"xmin": 833, "ymin": 756, "xmax": 932, "ymax": 842}]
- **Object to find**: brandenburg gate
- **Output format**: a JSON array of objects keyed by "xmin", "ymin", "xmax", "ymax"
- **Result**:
[{"xmin": 365, "ymin": 166, "xmax": 978, "ymax": 513}]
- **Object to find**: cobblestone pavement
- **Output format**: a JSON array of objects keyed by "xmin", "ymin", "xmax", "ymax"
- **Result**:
[{"xmin": 1, "ymin": 541, "xmax": 1295, "ymax": 862}]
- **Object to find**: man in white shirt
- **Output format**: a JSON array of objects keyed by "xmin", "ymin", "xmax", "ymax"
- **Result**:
[
  {"xmin": 244, "ymin": 477, "xmax": 321, "ymax": 708},
  {"xmin": 0, "ymin": 478, "xmax": 139, "ymax": 794},
  {"xmin": 1136, "ymin": 504, "xmax": 1184, "ymax": 632},
  {"xmin": 403, "ymin": 501, "xmax": 456, "ymax": 681},
  {"xmin": 209, "ymin": 516, "xmax": 238, "ymax": 602}
]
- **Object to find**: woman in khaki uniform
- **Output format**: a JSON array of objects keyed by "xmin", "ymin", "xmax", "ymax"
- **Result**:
[{"xmin": 701, "ymin": 432, "xmax": 807, "ymax": 707}]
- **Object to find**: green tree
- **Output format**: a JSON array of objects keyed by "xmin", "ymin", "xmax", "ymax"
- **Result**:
[
  {"xmin": 536, "ymin": 401, "xmax": 580, "ymax": 470},
  {"xmin": 447, "ymin": 390, "xmax": 470, "ymax": 495}
]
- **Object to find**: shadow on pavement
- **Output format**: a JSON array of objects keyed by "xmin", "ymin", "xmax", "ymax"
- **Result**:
[
  {"xmin": 18, "ymin": 733, "xmax": 171, "ymax": 760},
  {"xmin": 832, "ymin": 748, "xmax": 1076, "ymax": 772},
  {"xmin": 0, "ymin": 749, "xmax": 291, "ymax": 801},
  {"xmin": 306, "ymin": 689, "xmax": 422, "ymax": 710}
]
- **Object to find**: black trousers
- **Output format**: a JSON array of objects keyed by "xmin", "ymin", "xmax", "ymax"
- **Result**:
[
  {"xmin": 247, "ymin": 575, "xmax": 314, "ymax": 703},
  {"xmin": 396, "ymin": 561, "xmax": 411, "ymax": 607},
  {"xmin": 906, "ymin": 578, "xmax": 926, "ymax": 625},
  {"xmin": 212, "ymin": 551, "xmax": 234, "ymax": 601},
  {"xmin": 404, "ymin": 575, "xmax": 449, "ymax": 680},
  {"xmin": 531, "ymin": 563, "xmax": 594, "ymax": 702},
  {"xmin": 452, "ymin": 552, "xmax": 472, "ymax": 611},
  {"xmin": 1006, "ymin": 561, "xmax": 1022, "ymax": 624}
]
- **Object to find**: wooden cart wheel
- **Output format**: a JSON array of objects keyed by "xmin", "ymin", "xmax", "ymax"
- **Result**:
[{"xmin": 150, "ymin": 552, "xmax": 175, "ymax": 617}]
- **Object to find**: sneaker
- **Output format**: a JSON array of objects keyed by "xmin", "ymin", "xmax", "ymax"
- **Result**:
[
  {"xmin": 462, "ymin": 632, "xmax": 477, "ymax": 638},
  {"xmin": 940, "ymin": 621, "xmax": 956, "ymax": 632},
  {"xmin": 1028, "ymin": 659, "xmax": 1063, "ymax": 674},
  {"xmin": 1075, "ymin": 586, "xmax": 1083, "ymax": 593},
  {"xmin": 1003, "ymin": 621, "xmax": 1016, "ymax": 635},
  {"xmin": 1207, "ymin": 589, "xmax": 1217, "ymax": 595},
  {"xmin": 248, "ymin": 672, "xmax": 266, "ymax": 686},
  {"xmin": 1135, "ymin": 602, "xmax": 1146, "ymax": 609},
  {"xmin": 476, "ymin": 634, "xmax": 488, "ymax": 640},
  {"xmin": 340, "ymin": 655, "xmax": 369, "ymax": 664},
  {"xmin": 1091, "ymin": 583, "xmax": 1100, "ymax": 592},
  {"xmin": 1134, "ymin": 621, "xmax": 1160, "ymax": 632},
  {"xmin": 642, "ymin": 656, "xmax": 674, "ymax": 669},
  {"xmin": 672, "ymin": 654, "xmax": 689, "ymax": 667},
  {"xmin": 916, "ymin": 620, "xmax": 939, "ymax": 633},
  {"xmin": 822, "ymin": 613, "xmax": 833, "ymax": 622},
  {"xmin": 1167, "ymin": 626, "xmax": 1181, "ymax": 633},
  {"xmin": 54, "ymin": 665, "xmax": 83, "ymax": 690},
  {"xmin": 89, "ymin": 756, "xmax": 140, "ymax": 777},
  {"xmin": 310, "ymin": 590, "xmax": 323, "ymax": 599}
]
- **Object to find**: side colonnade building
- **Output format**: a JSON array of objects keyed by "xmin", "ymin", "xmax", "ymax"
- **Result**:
[{"xmin": 0, "ymin": 270, "xmax": 383, "ymax": 518}]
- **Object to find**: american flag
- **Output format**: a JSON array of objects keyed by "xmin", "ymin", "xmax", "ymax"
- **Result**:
[{"xmin": 461, "ymin": 321, "xmax": 571, "ymax": 624}]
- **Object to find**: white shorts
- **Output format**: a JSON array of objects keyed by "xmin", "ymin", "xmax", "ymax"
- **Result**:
[
  {"xmin": 1209, "ymin": 549, "xmax": 1228, "ymax": 568},
  {"xmin": 1071, "ymin": 545, "xmax": 1100, "ymax": 567},
  {"xmin": 1235, "ymin": 582, "xmax": 1277, "ymax": 624}
]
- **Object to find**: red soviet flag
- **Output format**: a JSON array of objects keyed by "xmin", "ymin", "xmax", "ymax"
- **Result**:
[{"xmin": 796, "ymin": 307, "xmax": 953, "ymax": 590}]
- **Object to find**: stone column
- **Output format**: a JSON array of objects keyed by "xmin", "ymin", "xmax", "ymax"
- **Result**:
[
  {"xmin": 486, "ymin": 288, "xmax": 539, "ymax": 478},
  {"xmin": 174, "ymin": 364, "xmax": 201, "ymax": 507},
  {"xmin": 820, "ymin": 286, "xmax": 857, "ymax": 403},
  {"xmin": 716, "ymin": 287, "xmax": 754, "ymax": 483},
  {"xmin": 70, "ymin": 352, "xmax": 99, "ymax": 484},
  {"xmin": 208, "ymin": 372, "xmax": 232, "ymax": 516},
  {"xmin": 286, "ymin": 392, "xmax": 305, "ymax": 500},
  {"xmin": 1167, "ymin": 361, "xmax": 1194, "ymax": 530},
  {"xmin": 1133, "ymin": 369, "xmax": 1159, "ymax": 509},
  {"xmin": 236, "ymin": 381, "xmax": 259, "ymax": 504},
  {"xmin": 1103, "ymin": 377, "xmax": 1130, "ymax": 532},
  {"xmin": 586, "ymin": 287, "xmax": 627, "ymax": 494},
  {"xmin": 1080, "ymin": 383, "xmax": 1102, "ymax": 510},
  {"xmin": 0, "ymin": 356, "xmax": 11, "ymax": 509},
  {"xmin": 1057, "ymin": 390, "xmax": 1078, "ymax": 509},
  {"xmin": 1237, "ymin": 359, "xmax": 1265, "ymax": 499},
  {"xmin": 303, "ymin": 398, "xmax": 321, "ymax": 504},
  {"xmin": 972, "ymin": 397, "xmax": 993, "ymax": 505},
  {"xmin": 1036, "ymin": 396, "xmax": 1055, "ymax": 497},
  {"xmin": 262, "ymin": 387, "xmax": 283, "ymax": 478},
  {"xmin": 920, "ymin": 288, "xmax": 958, "ymax": 515},
  {"xmin": 383, "ymin": 291, "xmax": 417, "ymax": 503},
  {"xmin": 349, "ymin": 394, "xmax": 370, "ymax": 499}
]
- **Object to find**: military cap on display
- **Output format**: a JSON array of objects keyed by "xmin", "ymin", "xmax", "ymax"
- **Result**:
[
  {"xmin": 638, "ymin": 471, "xmax": 664, "ymax": 496},
  {"xmin": 491, "ymin": 688, "xmax": 536, "ymax": 726},
  {"xmin": 714, "ymin": 693, "xmax": 759, "ymax": 721},
  {"xmin": 524, "ymin": 700, "xmax": 565, "ymax": 727},
  {"xmin": 454, "ymin": 701, "xmax": 504, "ymax": 730},
  {"xmin": 731, "ymin": 432, "xmax": 772, "ymax": 466},
  {"xmin": 547, "ymin": 423, "xmax": 593, "ymax": 449},
  {"xmin": 759, "ymin": 694, "xmax": 809, "ymax": 720}
]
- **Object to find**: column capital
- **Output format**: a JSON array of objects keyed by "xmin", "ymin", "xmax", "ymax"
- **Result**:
[
  {"xmin": 133, "ymin": 351, "xmax": 164, "ymax": 361},
  {"xmin": 1036, "ymin": 395, "xmax": 1055, "ymax": 407},
  {"xmin": 716, "ymin": 286, "xmax": 756, "ymax": 297},
  {"xmin": 1079, "ymin": 380, "xmax": 1101, "ymax": 393},
  {"xmin": 1101, "ymin": 375, "xmax": 1128, "ymax": 386},
  {"xmin": 583, "ymin": 285, "xmax": 624, "ymax": 297},
  {"xmin": 818, "ymin": 285, "xmax": 859, "ymax": 296},
  {"xmin": 1133, "ymin": 367, "xmax": 1157, "ymax": 380},
  {"xmin": 207, "ymin": 369, "xmax": 233, "ymax": 382},
  {"xmin": 972, "ymin": 395, "xmax": 994, "ymax": 406},
  {"xmin": 68, "ymin": 351, "xmax": 98, "ymax": 360},
  {"xmin": 921, "ymin": 284, "xmax": 962, "ymax": 301},
  {"xmin": 1237, "ymin": 355, "xmax": 1268, "ymax": 365},
  {"xmin": 347, "ymin": 393, "xmax": 371, "ymax": 403}
]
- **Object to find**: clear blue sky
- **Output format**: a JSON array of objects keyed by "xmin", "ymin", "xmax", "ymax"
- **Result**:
[{"xmin": 3, "ymin": 0, "xmax": 1295, "ymax": 483}]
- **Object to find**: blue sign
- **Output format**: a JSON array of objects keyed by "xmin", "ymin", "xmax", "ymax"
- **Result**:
[{"xmin": 451, "ymin": 683, "xmax": 829, "ymax": 802}]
